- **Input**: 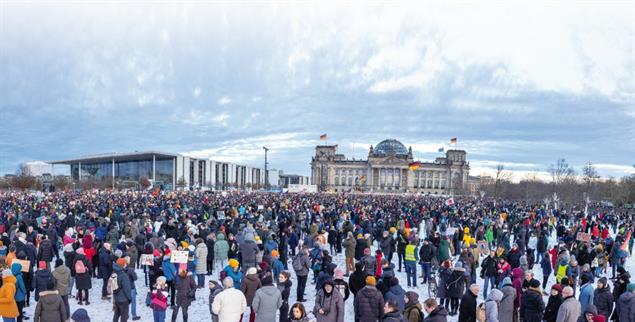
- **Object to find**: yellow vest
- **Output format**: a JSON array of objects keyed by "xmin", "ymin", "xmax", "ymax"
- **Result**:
[{"xmin": 405, "ymin": 244, "xmax": 417, "ymax": 262}]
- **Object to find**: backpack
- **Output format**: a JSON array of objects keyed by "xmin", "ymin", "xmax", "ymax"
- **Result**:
[
  {"xmin": 107, "ymin": 272, "xmax": 119, "ymax": 294},
  {"xmin": 477, "ymin": 302, "xmax": 487, "ymax": 322},
  {"xmin": 75, "ymin": 260, "xmax": 87, "ymax": 274},
  {"xmin": 292, "ymin": 254, "xmax": 304, "ymax": 272},
  {"xmin": 410, "ymin": 306, "xmax": 425, "ymax": 322}
]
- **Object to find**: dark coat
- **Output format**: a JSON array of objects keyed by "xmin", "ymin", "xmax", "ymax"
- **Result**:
[
  {"xmin": 543, "ymin": 295, "xmax": 562, "ymax": 322},
  {"xmin": 458, "ymin": 290, "xmax": 477, "ymax": 322},
  {"xmin": 354, "ymin": 286, "xmax": 384, "ymax": 322},
  {"xmin": 480, "ymin": 256, "xmax": 497, "ymax": 277},
  {"xmin": 382, "ymin": 311, "xmax": 404, "ymax": 322},
  {"xmin": 423, "ymin": 306, "xmax": 448, "ymax": 322},
  {"xmin": 72, "ymin": 255, "xmax": 92, "ymax": 290},
  {"xmin": 98, "ymin": 248, "xmax": 114, "ymax": 279},
  {"xmin": 349, "ymin": 263, "xmax": 368, "ymax": 296},
  {"xmin": 447, "ymin": 269, "xmax": 465, "ymax": 298},
  {"xmin": 112, "ymin": 264, "xmax": 132, "ymax": 304},
  {"xmin": 240, "ymin": 274, "xmax": 261, "ymax": 306},
  {"xmin": 520, "ymin": 288, "xmax": 544, "ymax": 322},
  {"xmin": 175, "ymin": 274, "xmax": 196, "ymax": 307},
  {"xmin": 617, "ymin": 291, "xmax": 635, "ymax": 322},
  {"xmin": 38, "ymin": 239, "xmax": 55, "ymax": 262},
  {"xmin": 593, "ymin": 286, "xmax": 613, "ymax": 319},
  {"xmin": 33, "ymin": 290, "xmax": 67, "ymax": 322},
  {"xmin": 385, "ymin": 284, "xmax": 405, "ymax": 312},
  {"xmin": 32, "ymin": 270, "xmax": 54, "ymax": 302},
  {"xmin": 240, "ymin": 240, "xmax": 259, "ymax": 270}
]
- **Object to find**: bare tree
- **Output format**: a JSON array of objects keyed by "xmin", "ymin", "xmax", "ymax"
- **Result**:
[
  {"xmin": 53, "ymin": 176, "xmax": 70, "ymax": 191},
  {"xmin": 10, "ymin": 164, "xmax": 38, "ymax": 191},
  {"xmin": 493, "ymin": 164, "xmax": 512, "ymax": 198},
  {"xmin": 548, "ymin": 158, "xmax": 575, "ymax": 185}
]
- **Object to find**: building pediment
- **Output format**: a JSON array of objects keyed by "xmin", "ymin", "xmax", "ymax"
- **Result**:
[{"xmin": 368, "ymin": 155, "xmax": 409, "ymax": 166}]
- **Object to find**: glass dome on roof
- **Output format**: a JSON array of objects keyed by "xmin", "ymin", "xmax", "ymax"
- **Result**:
[{"xmin": 373, "ymin": 139, "xmax": 408, "ymax": 156}]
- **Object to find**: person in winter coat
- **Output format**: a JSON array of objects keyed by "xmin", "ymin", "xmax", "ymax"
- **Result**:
[
  {"xmin": 480, "ymin": 250, "xmax": 497, "ymax": 298},
  {"xmin": 543, "ymin": 284, "xmax": 563, "ymax": 322},
  {"xmin": 195, "ymin": 239, "xmax": 208, "ymax": 288},
  {"xmin": 593, "ymin": 277, "xmax": 613, "ymax": 320},
  {"xmin": 557, "ymin": 286, "xmax": 581, "ymax": 322},
  {"xmin": 458, "ymin": 284, "xmax": 479, "ymax": 322},
  {"xmin": 354, "ymin": 276, "xmax": 384, "ymax": 322},
  {"xmin": 617, "ymin": 283, "xmax": 635, "ymax": 322},
  {"xmin": 150, "ymin": 277, "xmax": 168, "ymax": 322},
  {"xmin": 447, "ymin": 263, "xmax": 465, "ymax": 316},
  {"xmin": 361, "ymin": 248, "xmax": 377, "ymax": 277},
  {"xmin": 223, "ymin": 259, "xmax": 243, "ymax": 290},
  {"xmin": 403, "ymin": 291, "xmax": 423, "ymax": 322},
  {"xmin": 343, "ymin": 232, "xmax": 357, "ymax": 276},
  {"xmin": 214, "ymin": 234, "xmax": 229, "ymax": 271},
  {"xmin": 241, "ymin": 267, "xmax": 262, "ymax": 322},
  {"xmin": 125, "ymin": 241, "xmax": 138, "ymax": 270},
  {"xmin": 33, "ymin": 280, "xmax": 67, "ymax": 322},
  {"xmin": 52, "ymin": 259, "xmax": 71, "ymax": 319},
  {"xmin": 212, "ymin": 277, "xmax": 247, "ymax": 322},
  {"xmin": 485, "ymin": 289, "xmax": 503, "ymax": 322},
  {"xmin": 98, "ymin": 243, "xmax": 115, "ymax": 299},
  {"xmin": 72, "ymin": 248, "xmax": 92, "ymax": 305},
  {"xmin": 499, "ymin": 277, "xmax": 516, "ymax": 322},
  {"xmin": 10, "ymin": 263, "xmax": 26, "ymax": 322},
  {"xmin": 578, "ymin": 274, "xmax": 594, "ymax": 315},
  {"xmin": 112, "ymin": 258, "xmax": 132, "ymax": 322},
  {"xmin": 312, "ymin": 279, "xmax": 344, "ymax": 322},
  {"xmin": 171, "ymin": 269, "xmax": 196, "ymax": 322},
  {"xmin": 208, "ymin": 280, "xmax": 223, "ymax": 322},
  {"xmin": 240, "ymin": 233, "xmax": 260, "ymax": 273},
  {"xmin": 423, "ymin": 298, "xmax": 448, "ymax": 322},
  {"xmin": 349, "ymin": 262, "xmax": 368, "ymax": 298},
  {"xmin": 511, "ymin": 267, "xmax": 523, "ymax": 317},
  {"xmin": 0, "ymin": 269, "xmax": 19, "ymax": 322},
  {"xmin": 332, "ymin": 269, "xmax": 350, "ymax": 302},
  {"xmin": 278, "ymin": 272, "xmax": 292, "ymax": 322},
  {"xmin": 384, "ymin": 277, "xmax": 405, "ymax": 313},
  {"xmin": 33, "ymin": 261, "xmax": 54, "ymax": 302},
  {"xmin": 382, "ymin": 300, "xmax": 404, "ymax": 322},
  {"xmin": 252, "ymin": 275, "xmax": 282, "ymax": 322},
  {"xmin": 292, "ymin": 247, "xmax": 311, "ymax": 302},
  {"xmin": 520, "ymin": 279, "xmax": 544, "ymax": 322},
  {"xmin": 37, "ymin": 236, "xmax": 55, "ymax": 271}
]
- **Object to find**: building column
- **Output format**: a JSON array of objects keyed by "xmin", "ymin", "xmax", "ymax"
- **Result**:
[
  {"xmin": 112, "ymin": 159, "xmax": 115, "ymax": 189},
  {"xmin": 78, "ymin": 161, "xmax": 82, "ymax": 181},
  {"xmin": 152, "ymin": 155, "xmax": 156, "ymax": 182},
  {"xmin": 172, "ymin": 157, "xmax": 176, "ymax": 189}
]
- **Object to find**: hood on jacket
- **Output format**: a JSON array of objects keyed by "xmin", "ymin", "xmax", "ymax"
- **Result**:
[
  {"xmin": 10, "ymin": 263, "xmax": 22, "ymax": 277},
  {"xmin": 354, "ymin": 262, "xmax": 364, "ymax": 273},
  {"xmin": 217, "ymin": 234, "xmax": 225, "ymax": 240},
  {"xmin": 321, "ymin": 279, "xmax": 334, "ymax": 294},
  {"xmin": 487, "ymin": 288, "xmax": 503, "ymax": 302},
  {"xmin": 39, "ymin": 290, "xmax": 61, "ymax": 305},
  {"xmin": 502, "ymin": 277, "xmax": 512, "ymax": 286},
  {"xmin": 585, "ymin": 304, "xmax": 598, "ymax": 315},
  {"xmin": 405, "ymin": 291, "xmax": 419, "ymax": 305},
  {"xmin": 2, "ymin": 275, "xmax": 16, "ymax": 285},
  {"xmin": 512, "ymin": 267, "xmax": 523, "ymax": 279}
]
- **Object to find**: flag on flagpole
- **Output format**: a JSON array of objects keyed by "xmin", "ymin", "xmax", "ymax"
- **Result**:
[
  {"xmin": 438, "ymin": 147, "xmax": 444, "ymax": 152},
  {"xmin": 319, "ymin": 134, "xmax": 327, "ymax": 140},
  {"xmin": 450, "ymin": 137, "xmax": 457, "ymax": 144},
  {"xmin": 408, "ymin": 161, "xmax": 421, "ymax": 171},
  {"xmin": 622, "ymin": 230, "xmax": 631, "ymax": 253}
]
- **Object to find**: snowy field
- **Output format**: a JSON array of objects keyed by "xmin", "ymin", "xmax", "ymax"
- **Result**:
[{"xmin": 23, "ymin": 229, "xmax": 633, "ymax": 322}]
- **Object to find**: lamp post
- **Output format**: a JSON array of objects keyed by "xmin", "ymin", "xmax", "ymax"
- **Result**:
[{"xmin": 263, "ymin": 146, "xmax": 269, "ymax": 189}]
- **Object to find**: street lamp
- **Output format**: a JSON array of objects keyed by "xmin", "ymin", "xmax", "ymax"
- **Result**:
[{"xmin": 263, "ymin": 146, "xmax": 269, "ymax": 189}]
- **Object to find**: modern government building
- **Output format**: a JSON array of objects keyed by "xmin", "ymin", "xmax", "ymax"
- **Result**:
[
  {"xmin": 50, "ymin": 151, "xmax": 281, "ymax": 191},
  {"xmin": 311, "ymin": 139, "xmax": 470, "ymax": 194}
]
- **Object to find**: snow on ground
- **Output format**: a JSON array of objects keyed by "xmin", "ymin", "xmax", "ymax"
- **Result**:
[{"xmin": 23, "ymin": 229, "xmax": 633, "ymax": 322}]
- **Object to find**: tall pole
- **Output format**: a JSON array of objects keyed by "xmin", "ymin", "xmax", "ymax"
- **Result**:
[{"xmin": 263, "ymin": 146, "xmax": 269, "ymax": 189}]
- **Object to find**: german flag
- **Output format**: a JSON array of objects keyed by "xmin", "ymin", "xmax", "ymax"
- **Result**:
[
  {"xmin": 408, "ymin": 162, "xmax": 421, "ymax": 171},
  {"xmin": 319, "ymin": 134, "xmax": 327, "ymax": 140},
  {"xmin": 450, "ymin": 137, "xmax": 457, "ymax": 144}
]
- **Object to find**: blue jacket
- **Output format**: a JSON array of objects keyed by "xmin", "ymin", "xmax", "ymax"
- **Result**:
[
  {"xmin": 98, "ymin": 248, "xmax": 114, "ymax": 279},
  {"xmin": 272, "ymin": 259, "xmax": 284, "ymax": 283},
  {"xmin": 162, "ymin": 256, "xmax": 177, "ymax": 282},
  {"xmin": 95, "ymin": 226, "xmax": 108, "ymax": 241},
  {"xmin": 11, "ymin": 263, "xmax": 26, "ymax": 302},
  {"xmin": 223, "ymin": 265, "xmax": 243, "ymax": 289},
  {"xmin": 112, "ymin": 264, "xmax": 132, "ymax": 304},
  {"xmin": 579, "ymin": 283, "xmax": 594, "ymax": 314}
]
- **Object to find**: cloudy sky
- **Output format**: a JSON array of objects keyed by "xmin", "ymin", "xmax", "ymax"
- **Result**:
[{"xmin": 1, "ymin": 1, "xmax": 633, "ymax": 179}]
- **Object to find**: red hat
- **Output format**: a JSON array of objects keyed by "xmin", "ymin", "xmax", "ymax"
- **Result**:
[
  {"xmin": 164, "ymin": 249, "xmax": 171, "ymax": 256},
  {"xmin": 551, "ymin": 284, "xmax": 562, "ymax": 292},
  {"xmin": 38, "ymin": 261, "xmax": 46, "ymax": 270}
]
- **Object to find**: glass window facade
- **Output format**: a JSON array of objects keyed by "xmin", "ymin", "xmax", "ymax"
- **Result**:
[{"xmin": 71, "ymin": 156, "xmax": 175, "ymax": 189}]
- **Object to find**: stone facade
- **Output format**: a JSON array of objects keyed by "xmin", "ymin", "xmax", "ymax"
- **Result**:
[{"xmin": 310, "ymin": 139, "xmax": 469, "ymax": 194}]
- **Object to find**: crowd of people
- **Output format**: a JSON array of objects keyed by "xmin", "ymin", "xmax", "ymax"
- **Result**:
[{"xmin": 0, "ymin": 190, "xmax": 632, "ymax": 322}]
